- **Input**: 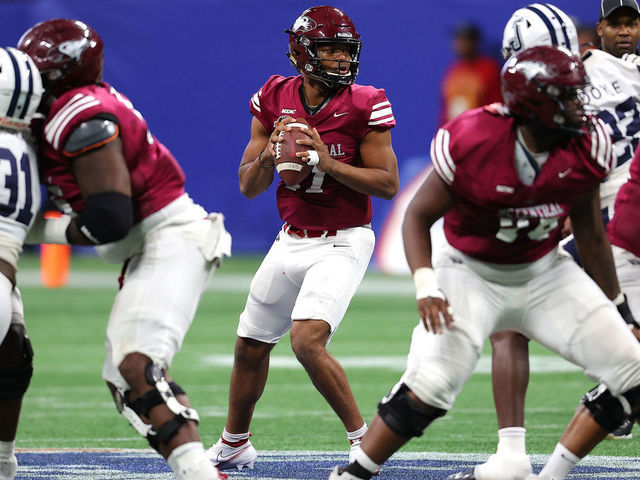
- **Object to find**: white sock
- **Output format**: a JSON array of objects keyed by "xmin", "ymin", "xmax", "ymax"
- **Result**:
[
  {"xmin": 352, "ymin": 446, "xmax": 380, "ymax": 474},
  {"xmin": 539, "ymin": 443, "xmax": 580, "ymax": 479},
  {"xmin": 347, "ymin": 423, "xmax": 368, "ymax": 442},
  {"xmin": 221, "ymin": 427, "xmax": 250, "ymax": 444},
  {"xmin": 496, "ymin": 426, "xmax": 526, "ymax": 455},
  {"xmin": 167, "ymin": 442, "xmax": 205, "ymax": 475},
  {"xmin": 0, "ymin": 441, "xmax": 15, "ymax": 461}
]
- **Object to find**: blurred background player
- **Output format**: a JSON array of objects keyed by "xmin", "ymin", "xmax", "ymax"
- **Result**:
[
  {"xmin": 0, "ymin": 47, "xmax": 42, "ymax": 480},
  {"xmin": 439, "ymin": 21, "xmax": 502, "ymax": 124},
  {"xmin": 205, "ymin": 5, "xmax": 398, "ymax": 472},
  {"xmin": 329, "ymin": 45, "xmax": 640, "ymax": 480},
  {"xmin": 19, "ymin": 19, "xmax": 231, "ymax": 480},
  {"xmin": 452, "ymin": 4, "xmax": 640, "ymax": 478}
]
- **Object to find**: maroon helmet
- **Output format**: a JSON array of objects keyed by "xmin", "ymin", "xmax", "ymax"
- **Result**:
[
  {"xmin": 501, "ymin": 45, "xmax": 591, "ymax": 134},
  {"xmin": 285, "ymin": 6, "xmax": 361, "ymax": 88},
  {"xmin": 17, "ymin": 19, "xmax": 103, "ymax": 98}
]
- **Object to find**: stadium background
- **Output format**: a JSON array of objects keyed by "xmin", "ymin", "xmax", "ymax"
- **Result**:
[{"xmin": 1, "ymin": 0, "xmax": 593, "ymax": 255}]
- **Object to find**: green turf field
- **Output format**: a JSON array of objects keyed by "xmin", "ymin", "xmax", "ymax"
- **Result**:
[{"xmin": 13, "ymin": 252, "xmax": 636, "ymax": 458}]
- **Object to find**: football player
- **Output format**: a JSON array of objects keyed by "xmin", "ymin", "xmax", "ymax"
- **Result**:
[
  {"xmin": 18, "ymin": 19, "xmax": 231, "ymax": 480},
  {"xmin": 448, "ymin": 3, "xmax": 640, "ymax": 478},
  {"xmin": 205, "ymin": 5, "xmax": 398, "ymax": 472},
  {"xmin": 0, "ymin": 47, "xmax": 43, "ymax": 480},
  {"xmin": 329, "ymin": 45, "xmax": 640, "ymax": 480}
]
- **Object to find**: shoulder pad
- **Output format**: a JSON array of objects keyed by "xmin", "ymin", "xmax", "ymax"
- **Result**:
[{"xmin": 63, "ymin": 117, "xmax": 119, "ymax": 157}]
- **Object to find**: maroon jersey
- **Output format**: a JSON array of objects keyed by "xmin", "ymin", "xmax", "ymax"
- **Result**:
[
  {"xmin": 40, "ymin": 83, "xmax": 185, "ymax": 223},
  {"xmin": 251, "ymin": 75, "xmax": 395, "ymax": 230},
  {"xmin": 431, "ymin": 105, "xmax": 613, "ymax": 264},
  {"xmin": 608, "ymin": 148, "xmax": 640, "ymax": 257}
]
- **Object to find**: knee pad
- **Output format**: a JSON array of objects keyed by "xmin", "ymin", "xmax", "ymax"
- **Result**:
[
  {"xmin": 0, "ymin": 327, "xmax": 33, "ymax": 401},
  {"xmin": 377, "ymin": 383, "xmax": 446, "ymax": 438},
  {"xmin": 581, "ymin": 384, "xmax": 628, "ymax": 432},
  {"xmin": 115, "ymin": 362, "xmax": 199, "ymax": 451}
]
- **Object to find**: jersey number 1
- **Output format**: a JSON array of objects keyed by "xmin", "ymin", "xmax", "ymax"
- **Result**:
[{"xmin": 285, "ymin": 167, "xmax": 326, "ymax": 193}]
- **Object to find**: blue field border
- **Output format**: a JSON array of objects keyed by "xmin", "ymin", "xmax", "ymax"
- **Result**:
[{"xmin": 13, "ymin": 449, "xmax": 640, "ymax": 479}]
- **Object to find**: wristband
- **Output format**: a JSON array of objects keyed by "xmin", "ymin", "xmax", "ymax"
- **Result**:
[
  {"xmin": 412, "ymin": 267, "xmax": 445, "ymax": 300},
  {"xmin": 613, "ymin": 292, "xmax": 625, "ymax": 306},
  {"xmin": 258, "ymin": 150, "xmax": 274, "ymax": 169}
]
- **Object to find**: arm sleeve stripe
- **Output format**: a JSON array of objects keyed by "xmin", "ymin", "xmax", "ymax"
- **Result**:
[
  {"xmin": 591, "ymin": 118, "xmax": 613, "ymax": 172},
  {"xmin": 430, "ymin": 128, "xmax": 455, "ymax": 185},
  {"xmin": 372, "ymin": 100, "xmax": 390, "ymax": 110},
  {"xmin": 62, "ymin": 123, "xmax": 120, "ymax": 158},
  {"xmin": 370, "ymin": 107, "xmax": 394, "ymax": 120},
  {"xmin": 44, "ymin": 93, "xmax": 83, "ymax": 137},
  {"xmin": 45, "ymin": 94, "xmax": 100, "ymax": 150},
  {"xmin": 251, "ymin": 92, "xmax": 261, "ymax": 112},
  {"xmin": 368, "ymin": 115, "xmax": 395, "ymax": 126}
]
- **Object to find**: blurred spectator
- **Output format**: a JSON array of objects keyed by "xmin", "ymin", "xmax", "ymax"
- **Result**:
[
  {"xmin": 439, "ymin": 21, "xmax": 502, "ymax": 125},
  {"xmin": 578, "ymin": 24, "xmax": 600, "ymax": 51}
]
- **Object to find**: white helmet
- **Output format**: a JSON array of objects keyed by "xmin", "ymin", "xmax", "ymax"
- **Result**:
[
  {"xmin": 0, "ymin": 47, "xmax": 43, "ymax": 130},
  {"xmin": 502, "ymin": 3, "xmax": 579, "ymax": 60}
]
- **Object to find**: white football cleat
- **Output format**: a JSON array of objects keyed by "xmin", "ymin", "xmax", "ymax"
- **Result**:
[
  {"xmin": 206, "ymin": 438, "xmax": 257, "ymax": 471},
  {"xmin": 473, "ymin": 453, "xmax": 532, "ymax": 480},
  {"xmin": 174, "ymin": 458, "xmax": 228, "ymax": 480},
  {"xmin": 0, "ymin": 455, "xmax": 17, "ymax": 480}
]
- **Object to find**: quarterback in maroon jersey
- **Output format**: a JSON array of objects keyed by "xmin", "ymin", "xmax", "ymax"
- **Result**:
[
  {"xmin": 18, "ymin": 19, "xmax": 230, "ymax": 480},
  {"xmin": 206, "ymin": 5, "xmax": 398, "ymax": 471},
  {"xmin": 330, "ymin": 46, "xmax": 640, "ymax": 480}
]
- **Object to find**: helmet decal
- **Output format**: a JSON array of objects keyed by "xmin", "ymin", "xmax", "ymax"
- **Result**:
[
  {"xmin": 292, "ymin": 15, "xmax": 317, "ymax": 33},
  {"xmin": 514, "ymin": 59, "xmax": 549, "ymax": 81},
  {"xmin": 50, "ymin": 38, "xmax": 91, "ymax": 64}
]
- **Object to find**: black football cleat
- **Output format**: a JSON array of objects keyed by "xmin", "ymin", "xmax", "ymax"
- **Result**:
[{"xmin": 607, "ymin": 418, "xmax": 633, "ymax": 439}]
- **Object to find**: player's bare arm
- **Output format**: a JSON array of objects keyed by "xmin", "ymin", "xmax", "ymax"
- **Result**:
[
  {"xmin": 570, "ymin": 185, "xmax": 620, "ymax": 300},
  {"xmin": 296, "ymin": 127, "xmax": 398, "ymax": 199},
  {"xmin": 239, "ymin": 117, "xmax": 298, "ymax": 198},
  {"xmin": 66, "ymin": 137, "xmax": 133, "ymax": 245},
  {"xmin": 402, "ymin": 170, "xmax": 455, "ymax": 333}
]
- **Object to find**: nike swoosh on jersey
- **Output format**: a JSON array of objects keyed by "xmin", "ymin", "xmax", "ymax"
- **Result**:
[
  {"xmin": 333, "ymin": 111, "xmax": 348, "ymax": 117},
  {"xmin": 558, "ymin": 168, "xmax": 572, "ymax": 178}
]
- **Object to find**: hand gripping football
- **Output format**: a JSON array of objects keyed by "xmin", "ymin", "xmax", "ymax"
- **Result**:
[{"xmin": 274, "ymin": 122, "xmax": 313, "ymax": 186}]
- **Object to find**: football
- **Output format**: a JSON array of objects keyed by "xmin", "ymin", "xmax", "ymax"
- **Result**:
[{"xmin": 274, "ymin": 122, "xmax": 313, "ymax": 186}]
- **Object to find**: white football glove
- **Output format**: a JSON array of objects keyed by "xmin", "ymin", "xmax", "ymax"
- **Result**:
[
  {"xmin": 25, "ymin": 212, "xmax": 71, "ymax": 245},
  {"xmin": 622, "ymin": 53, "xmax": 640, "ymax": 66}
]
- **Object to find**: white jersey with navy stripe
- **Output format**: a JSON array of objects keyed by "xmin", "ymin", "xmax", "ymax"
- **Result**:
[
  {"xmin": 0, "ymin": 130, "xmax": 40, "ymax": 243},
  {"xmin": 583, "ymin": 49, "xmax": 640, "ymax": 213}
]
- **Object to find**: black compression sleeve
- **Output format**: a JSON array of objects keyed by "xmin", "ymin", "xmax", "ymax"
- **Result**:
[{"xmin": 75, "ymin": 191, "xmax": 133, "ymax": 244}]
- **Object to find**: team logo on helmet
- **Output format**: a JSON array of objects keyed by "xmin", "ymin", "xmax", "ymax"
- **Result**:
[
  {"xmin": 292, "ymin": 15, "xmax": 317, "ymax": 33},
  {"xmin": 47, "ymin": 38, "xmax": 91, "ymax": 64},
  {"xmin": 512, "ymin": 60, "xmax": 548, "ymax": 81}
]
